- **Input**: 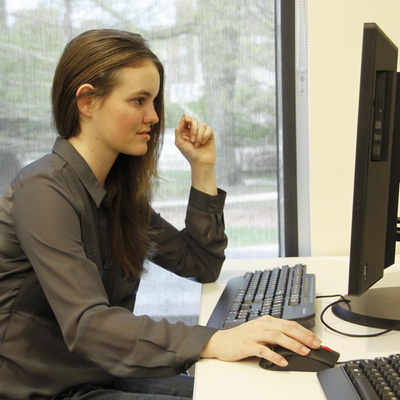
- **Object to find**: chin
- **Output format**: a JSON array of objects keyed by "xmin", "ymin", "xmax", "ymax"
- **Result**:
[{"xmin": 124, "ymin": 146, "xmax": 148, "ymax": 157}]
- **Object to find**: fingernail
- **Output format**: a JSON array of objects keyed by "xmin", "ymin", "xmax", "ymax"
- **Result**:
[
  {"xmin": 279, "ymin": 358, "xmax": 288, "ymax": 367},
  {"xmin": 313, "ymin": 340, "xmax": 322, "ymax": 348},
  {"xmin": 301, "ymin": 346, "xmax": 310, "ymax": 354}
]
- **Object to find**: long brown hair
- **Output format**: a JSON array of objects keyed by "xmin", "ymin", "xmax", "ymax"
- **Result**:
[{"xmin": 52, "ymin": 29, "xmax": 165, "ymax": 278}]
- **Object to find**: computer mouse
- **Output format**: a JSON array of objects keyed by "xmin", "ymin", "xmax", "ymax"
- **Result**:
[{"xmin": 259, "ymin": 345, "xmax": 340, "ymax": 372}]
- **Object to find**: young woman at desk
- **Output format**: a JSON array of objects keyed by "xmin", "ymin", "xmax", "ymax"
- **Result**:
[{"xmin": 0, "ymin": 30, "xmax": 321, "ymax": 399}]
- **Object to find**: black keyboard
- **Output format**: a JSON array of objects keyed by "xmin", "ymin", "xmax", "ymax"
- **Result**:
[
  {"xmin": 206, "ymin": 264, "xmax": 316, "ymax": 329},
  {"xmin": 318, "ymin": 353, "xmax": 400, "ymax": 400}
]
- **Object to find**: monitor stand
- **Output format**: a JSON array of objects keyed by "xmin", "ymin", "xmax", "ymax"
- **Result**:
[{"xmin": 332, "ymin": 287, "xmax": 400, "ymax": 330}]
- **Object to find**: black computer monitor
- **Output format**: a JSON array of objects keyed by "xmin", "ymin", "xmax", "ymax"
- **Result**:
[{"xmin": 332, "ymin": 23, "xmax": 400, "ymax": 330}]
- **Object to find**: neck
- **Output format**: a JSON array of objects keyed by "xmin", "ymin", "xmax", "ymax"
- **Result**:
[{"xmin": 68, "ymin": 135, "xmax": 117, "ymax": 187}]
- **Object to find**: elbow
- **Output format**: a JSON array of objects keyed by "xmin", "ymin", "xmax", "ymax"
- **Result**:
[{"xmin": 196, "ymin": 255, "xmax": 225, "ymax": 283}]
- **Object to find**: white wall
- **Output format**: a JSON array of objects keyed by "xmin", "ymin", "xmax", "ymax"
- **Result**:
[{"xmin": 308, "ymin": 0, "xmax": 400, "ymax": 256}]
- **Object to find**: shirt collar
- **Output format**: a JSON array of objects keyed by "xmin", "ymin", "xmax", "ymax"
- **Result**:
[{"xmin": 52, "ymin": 137, "xmax": 108, "ymax": 208}]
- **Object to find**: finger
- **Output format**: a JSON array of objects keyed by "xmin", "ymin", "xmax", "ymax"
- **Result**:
[
  {"xmin": 175, "ymin": 116, "xmax": 193, "ymax": 147},
  {"xmin": 199, "ymin": 124, "xmax": 214, "ymax": 145},
  {"xmin": 193, "ymin": 122, "xmax": 210, "ymax": 148},
  {"xmin": 255, "ymin": 316, "xmax": 321, "ymax": 353},
  {"xmin": 278, "ymin": 319, "xmax": 322, "ymax": 349},
  {"xmin": 176, "ymin": 115, "xmax": 187, "ymax": 136},
  {"xmin": 265, "ymin": 333, "xmax": 312, "ymax": 356},
  {"xmin": 259, "ymin": 316, "xmax": 319, "ymax": 341},
  {"xmin": 188, "ymin": 117, "xmax": 199, "ymax": 143},
  {"xmin": 257, "ymin": 344, "xmax": 288, "ymax": 367}
]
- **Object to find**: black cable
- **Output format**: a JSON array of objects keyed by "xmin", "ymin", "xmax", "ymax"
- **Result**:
[{"xmin": 317, "ymin": 295, "xmax": 393, "ymax": 338}]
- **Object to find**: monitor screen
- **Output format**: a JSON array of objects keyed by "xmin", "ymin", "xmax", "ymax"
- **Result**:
[{"xmin": 332, "ymin": 23, "xmax": 400, "ymax": 330}]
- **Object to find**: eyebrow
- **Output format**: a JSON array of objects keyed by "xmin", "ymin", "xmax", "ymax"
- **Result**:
[{"xmin": 130, "ymin": 90, "xmax": 157, "ymax": 98}]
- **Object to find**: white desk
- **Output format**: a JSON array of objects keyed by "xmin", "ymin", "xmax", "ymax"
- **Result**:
[{"xmin": 194, "ymin": 257, "xmax": 400, "ymax": 399}]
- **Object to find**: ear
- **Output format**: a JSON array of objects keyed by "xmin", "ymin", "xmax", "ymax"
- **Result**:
[{"xmin": 76, "ymin": 84, "xmax": 96, "ymax": 117}]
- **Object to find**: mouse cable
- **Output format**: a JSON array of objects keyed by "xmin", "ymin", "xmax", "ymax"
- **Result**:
[{"xmin": 316, "ymin": 294, "xmax": 393, "ymax": 338}]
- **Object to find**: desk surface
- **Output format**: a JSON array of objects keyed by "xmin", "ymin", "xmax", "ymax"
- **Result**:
[{"xmin": 193, "ymin": 257, "xmax": 400, "ymax": 399}]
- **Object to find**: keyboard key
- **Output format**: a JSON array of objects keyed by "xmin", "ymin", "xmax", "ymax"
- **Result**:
[
  {"xmin": 223, "ymin": 319, "xmax": 246, "ymax": 328},
  {"xmin": 353, "ymin": 376, "xmax": 381, "ymax": 400}
]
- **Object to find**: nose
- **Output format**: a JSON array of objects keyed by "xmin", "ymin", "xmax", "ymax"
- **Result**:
[{"xmin": 144, "ymin": 104, "xmax": 159, "ymax": 126}]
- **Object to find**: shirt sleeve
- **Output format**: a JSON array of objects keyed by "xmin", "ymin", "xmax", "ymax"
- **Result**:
[
  {"xmin": 11, "ymin": 174, "xmax": 218, "ymax": 378},
  {"xmin": 150, "ymin": 186, "xmax": 228, "ymax": 283}
]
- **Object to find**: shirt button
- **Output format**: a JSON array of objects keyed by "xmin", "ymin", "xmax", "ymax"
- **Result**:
[{"xmin": 209, "ymin": 201, "xmax": 216, "ymax": 208}]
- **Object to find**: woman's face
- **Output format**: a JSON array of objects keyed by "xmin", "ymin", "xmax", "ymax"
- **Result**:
[{"xmin": 89, "ymin": 62, "xmax": 160, "ymax": 159}]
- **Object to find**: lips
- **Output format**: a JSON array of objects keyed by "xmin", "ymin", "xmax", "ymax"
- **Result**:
[{"xmin": 137, "ymin": 131, "xmax": 151, "ymax": 140}]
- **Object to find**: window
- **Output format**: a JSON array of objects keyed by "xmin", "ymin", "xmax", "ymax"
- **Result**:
[{"xmin": 0, "ymin": 0, "xmax": 300, "ymax": 321}]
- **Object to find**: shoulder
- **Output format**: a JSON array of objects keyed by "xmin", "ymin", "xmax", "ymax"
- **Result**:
[
  {"xmin": 5, "ymin": 153, "xmax": 82, "ymax": 216},
  {"xmin": 13, "ymin": 153, "xmax": 68, "ymax": 187}
]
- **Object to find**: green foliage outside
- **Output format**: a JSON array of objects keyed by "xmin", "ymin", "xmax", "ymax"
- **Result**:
[
  {"xmin": 0, "ymin": 0, "xmax": 276, "ymax": 156},
  {"xmin": 0, "ymin": 0, "xmax": 280, "ymax": 256}
]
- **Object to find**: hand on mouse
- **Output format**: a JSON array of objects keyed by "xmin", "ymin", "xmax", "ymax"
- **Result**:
[{"xmin": 200, "ymin": 315, "xmax": 322, "ymax": 367}]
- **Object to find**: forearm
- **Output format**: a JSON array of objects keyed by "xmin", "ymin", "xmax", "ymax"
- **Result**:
[{"xmin": 150, "ymin": 188, "xmax": 227, "ymax": 283}]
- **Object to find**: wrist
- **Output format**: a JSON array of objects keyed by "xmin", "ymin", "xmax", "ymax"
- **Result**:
[
  {"xmin": 191, "ymin": 165, "xmax": 217, "ymax": 195},
  {"xmin": 200, "ymin": 331, "xmax": 220, "ymax": 359}
]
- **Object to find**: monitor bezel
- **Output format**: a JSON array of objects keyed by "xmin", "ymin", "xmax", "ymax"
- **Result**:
[{"xmin": 348, "ymin": 22, "xmax": 399, "ymax": 296}]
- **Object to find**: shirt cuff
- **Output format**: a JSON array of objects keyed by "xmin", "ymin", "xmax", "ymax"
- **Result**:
[
  {"xmin": 188, "ymin": 187, "xmax": 226, "ymax": 214},
  {"xmin": 174, "ymin": 325, "xmax": 218, "ymax": 372}
]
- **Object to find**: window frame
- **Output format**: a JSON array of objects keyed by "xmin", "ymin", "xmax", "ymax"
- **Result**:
[{"xmin": 276, "ymin": 0, "xmax": 299, "ymax": 257}]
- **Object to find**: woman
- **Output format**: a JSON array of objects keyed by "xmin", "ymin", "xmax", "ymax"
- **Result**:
[{"xmin": 0, "ymin": 30, "xmax": 321, "ymax": 399}]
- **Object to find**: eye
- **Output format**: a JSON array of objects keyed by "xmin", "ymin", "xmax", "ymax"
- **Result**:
[{"xmin": 133, "ymin": 98, "xmax": 145, "ymax": 105}]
